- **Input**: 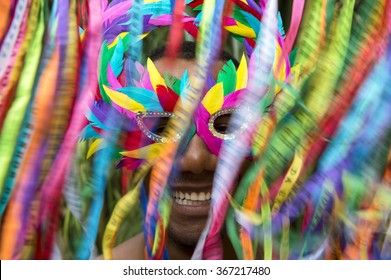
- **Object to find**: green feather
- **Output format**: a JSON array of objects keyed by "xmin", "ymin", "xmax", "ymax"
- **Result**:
[
  {"xmin": 99, "ymin": 40, "xmax": 114, "ymax": 103},
  {"xmin": 217, "ymin": 60, "xmax": 237, "ymax": 96},
  {"xmin": 233, "ymin": 5, "xmax": 249, "ymax": 26},
  {"xmin": 194, "ymin": 4, "xmax": 203, "ymax": 11},
  {"xmin": 164, "ymin": 73, "xmax": 181, "ymax": 95}
]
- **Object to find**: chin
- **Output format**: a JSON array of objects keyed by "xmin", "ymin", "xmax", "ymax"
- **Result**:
[{"xmin": 167, "ymin": 214, "xmax": 208, "ymax": 247}]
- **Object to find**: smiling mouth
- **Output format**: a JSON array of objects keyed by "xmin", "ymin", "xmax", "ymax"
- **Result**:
[{"xmin": 172, "ymin": 190, "xmax": 211, "ymax": 206}]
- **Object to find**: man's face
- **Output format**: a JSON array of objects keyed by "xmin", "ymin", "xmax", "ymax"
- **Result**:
[{"xmin": 150, "ymin": 57, "xmax": 249, "ymax": 247}]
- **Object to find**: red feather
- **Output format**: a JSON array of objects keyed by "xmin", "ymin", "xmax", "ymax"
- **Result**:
[
  {"xmin": 156, "ymin": 85, "xmax": 179, "ymax": 112},
  {"xmin": 188, "ymin": 0, "xmax": 203, "ymax": 9},
  {"xmin": 184, "ymin": 21, "xmax": 198, "ymax": 39}
]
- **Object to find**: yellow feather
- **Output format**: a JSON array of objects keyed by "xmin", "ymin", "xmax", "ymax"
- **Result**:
[
  {"xmin": 108, "ymin": 32, "xmax": 150, "ymax": 49},
  {"xmin": 103, "ymin": 85, "xmax": 145, "ymax": 112},
  {"xmin": 225, "ymin": 21, "xmax": 256, "ymax": 39},
  {"xmin": 236, "ymin": 55, "xmax": 248, "ymax": 91},
  {"xmin": 202, "ymin": 82, "xmax": 224, "ymax": 114},
  {"xmin": 139, "ymin": 32, "xmax": 150, "ymax": 40},
  {"xmin": 120, "ymin": 143, "xmax": 163, "ymax": 159},
  {"xmin": 108, "ymin": 32, "xmax": 128, "ymax": 49},
  {"xmin": 147, "ymin": 58, "xmax": 166, "ymax": 91},
  {"xmin": 87, "ymin": 139, "xmax": 106, "ymax": 159}
]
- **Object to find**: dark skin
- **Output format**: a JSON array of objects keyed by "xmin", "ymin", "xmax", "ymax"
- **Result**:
[{"xmin": 99, "ymin": 57, "xmax": 250, "ymax": 260}]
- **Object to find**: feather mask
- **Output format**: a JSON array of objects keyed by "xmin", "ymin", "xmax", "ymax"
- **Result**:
[{"xmin": 84, "ymin": 39, "xmax": 293, "ymax": 170}]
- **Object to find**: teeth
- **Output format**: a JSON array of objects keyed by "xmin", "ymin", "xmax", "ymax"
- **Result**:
[
  {"xmin": 191, "ymin": 192, "xmax": 197, "ymax": 200},
  {"xmin": 173, "ymin": 191, "xmax": 211, "ymax": 204}
]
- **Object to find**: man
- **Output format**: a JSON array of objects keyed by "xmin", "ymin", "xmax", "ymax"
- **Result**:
[{"xmin": 101, "ymin": 42, "xmax": 248, "ymax": 259}]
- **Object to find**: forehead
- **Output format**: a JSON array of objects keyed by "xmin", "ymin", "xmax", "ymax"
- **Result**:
[{"xmin": 153, "ymin": 57, "xmax": 226, "ymax": 79}]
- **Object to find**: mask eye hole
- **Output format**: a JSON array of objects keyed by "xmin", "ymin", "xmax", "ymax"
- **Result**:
[
  {"xmin": 143, "ymin": 117, "xmax": 170, "ymax": 136},
  {"xmin": 208, "ymin": 108, "xmax": 249, "ymax": 140},
  {"xmin": 136, "ymin": 111, "xmax": 182, "ymax": 143},
  {"xmin": 213, "ymin": 114, "xmax": 232, "ymax": 134}
]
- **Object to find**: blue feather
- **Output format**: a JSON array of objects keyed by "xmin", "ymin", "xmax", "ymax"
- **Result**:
[
  {"xmin": 79, "ymin": 124, "xmax": 101, "ymax": 141},
  {"xmin": 180, "ymin": 70, "xmax": 190, "ymax": 97},
  {"xmin": 117, "ymin": 87, "xmax": 164, "ymax": 111},
  {"xmin": 86, "ymin": 108, "xmax": 112, "ymax": 131},
  {"xmin": 241, "ymin": 10, "xmax": 260, "ymax": 37},
  {"xmin": 110, "ymin": 37, "xmax": 124, "ymax": 77},
  {"xmin": 194, "ymin": 11, "xmax": 202, "ymax": 26},
  {"xmin": 277, "ymin": 12, "xmax": 285, "ymax": 38},
  {"xmin": 87, "ymin": 100, "xmax": 138, "ymax": 131}
]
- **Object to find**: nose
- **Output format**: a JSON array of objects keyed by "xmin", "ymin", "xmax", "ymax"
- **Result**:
[{"xmin": 178, "ymin": 134, "xmax": 218, "ymax": 174}]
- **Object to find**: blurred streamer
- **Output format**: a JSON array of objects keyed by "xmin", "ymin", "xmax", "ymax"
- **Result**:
[{"xmin": 0, "ymin": 0, "xmax": 390, "ymax": 260}]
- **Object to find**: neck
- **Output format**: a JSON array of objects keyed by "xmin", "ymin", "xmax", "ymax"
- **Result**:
[
  {"xmin": 166, "ymin": 236, "xmax": 195, "ymax": 260},
  {"xmin": 166, "ymin": 234, "xmax": 238, "ymax": 260}
]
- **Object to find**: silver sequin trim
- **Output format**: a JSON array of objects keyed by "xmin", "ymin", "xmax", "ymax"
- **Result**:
[
  {"xmin": 136, "ymin": 111, "xmax": 182, "ymax": 143},
  {"xmin": 208, "ymin": 107, "xmax": 250, "ymax": 140}
]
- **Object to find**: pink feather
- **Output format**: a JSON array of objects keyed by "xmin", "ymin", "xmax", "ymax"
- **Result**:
[
  {"xmin": 148, "ymin": 14, "xmax": 195, "ymax": 26},
  {"xmin": 107, "ymin": 64, "xmax": 123, "ymax": 89},
  {"xmin": 102, "ymin": 0, "xmax": 133, "ymax": 25}
]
